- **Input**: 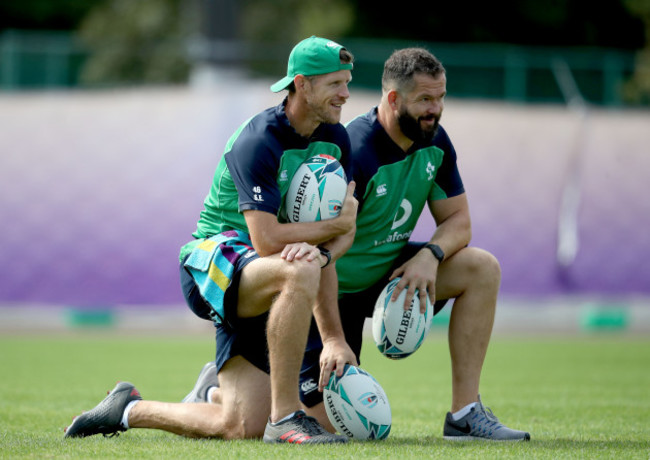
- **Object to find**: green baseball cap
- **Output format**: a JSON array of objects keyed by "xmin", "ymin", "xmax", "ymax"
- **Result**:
[{"xmin": 270, "ymin": 36, "xmax": 353, "ymax": 93}]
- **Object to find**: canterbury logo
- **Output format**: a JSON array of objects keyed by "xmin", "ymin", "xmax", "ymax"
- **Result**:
[{"xmin": 300, "ymin": 379, "xmax": 318, "ymax": 393}]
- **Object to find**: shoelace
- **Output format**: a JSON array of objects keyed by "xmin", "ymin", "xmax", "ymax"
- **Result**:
[
  {"xmin": 473, "ymin": 397, "xmax": 503, "ymax": 433},
  {"xmin": 477, "ymin": 395, "xmax": 500, "ymax": 421},
  {"xmin": 481, "ymin": 405, "xmax": 500, "ymax": 424},
  {"xmin": 295, "ymin": 413, "xmax": 326, "ymax": 436}
]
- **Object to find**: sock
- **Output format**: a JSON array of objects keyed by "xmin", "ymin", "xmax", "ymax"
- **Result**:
[
  {"xmin": 206, "ymin": 386, "xmax": 218, "ymax": 404},
  {"xmin": 451, "ymin": 402, "xmax": 477, "ymax": 421},
  {"xmin": 121, "ymin": 400, "xmax": 140, "ymax": 429},
  {"xmin": 273, "ymin": 411, "xmax": 301, "ymax": 425}
]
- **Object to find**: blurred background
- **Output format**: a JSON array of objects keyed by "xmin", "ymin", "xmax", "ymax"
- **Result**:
[{"xmin": 1, "ymin": 0, "xmax": 649, "ymax": 334}]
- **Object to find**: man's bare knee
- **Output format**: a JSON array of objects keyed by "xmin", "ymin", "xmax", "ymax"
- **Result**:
[
  {"xmin": 477, "ymin": 249, "xmax": 501, "ymax": 285},
  {"xmin": 282, "ymin": 257, "xmax": 322, "ymax": 291},
  {"xmin": 216, "ymin": 357, "xmax": 271, "ymax": 439},
  {"xmin": 219, "ymin": 416, "xmax": 266, "ymax": 440},
  {"xmin": 462, "ymin": 247, "xmax": 501, "ymax": 284}
]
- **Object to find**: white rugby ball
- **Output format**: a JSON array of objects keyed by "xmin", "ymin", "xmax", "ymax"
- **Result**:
[
  {"xmin": 372, "ymin": 277, "xmax": 433, "ymax": 359},
  {"xmin": 285, "ymin": 154, "xmax": 347, "ymax": 223},
  {"xmin": 324, "ymin": 364, "xmax": 391, "ymax": 440}
]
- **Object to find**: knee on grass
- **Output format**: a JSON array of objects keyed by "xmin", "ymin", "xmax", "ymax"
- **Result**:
[
  {"xmin": 190, "ymin": 409, "xmax": 265, "ymax": 440},
  {"xmin": 218, "ymin": 414, "xmax": 267, "ymax": 440}
]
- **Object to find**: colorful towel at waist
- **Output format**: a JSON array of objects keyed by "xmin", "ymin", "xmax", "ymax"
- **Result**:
[{"xmin": 183, "ymin": 230, "xmax": 254, "ymax": 324}]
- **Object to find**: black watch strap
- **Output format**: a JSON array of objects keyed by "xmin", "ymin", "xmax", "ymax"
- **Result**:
[
  {"xmin": 318, "ymin": 246, "xmax": 331, "ymax": 268},
  {"xmin": 424, "ymin": 243, "xmax": 444, "ymax": 263}
]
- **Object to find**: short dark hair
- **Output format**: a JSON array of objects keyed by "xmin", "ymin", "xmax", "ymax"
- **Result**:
[
  {"xmin": 382, "ymin": 48, "xmax": 445, "ymax": 93},
  {"xmin": 287, "ymin": 48, "xmax": 354, "ymax": 93}
]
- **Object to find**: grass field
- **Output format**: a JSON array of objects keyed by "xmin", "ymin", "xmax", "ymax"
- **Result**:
[{"xmin": 1, "ymin": 332, "xmax": 649, "ymax": 459}]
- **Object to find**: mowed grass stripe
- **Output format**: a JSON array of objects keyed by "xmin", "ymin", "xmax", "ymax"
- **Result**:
[{"xmin": 0, "ymin": 335, "xmax": 648, "ymax": 459}]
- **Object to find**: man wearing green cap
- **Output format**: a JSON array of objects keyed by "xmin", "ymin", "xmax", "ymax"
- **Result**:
[
  {"xmin": 185, "ymin": 47, "xmax": 531, "ymax": 442},
  {"xmin": 64, "ymin": 36, "xmax": 358, "ymax": 444}
]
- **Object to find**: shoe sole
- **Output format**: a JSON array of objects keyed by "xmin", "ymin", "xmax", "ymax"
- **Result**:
[
  {"xmin": 443, "ymin": 434, "xmax": 530, "ymax": 442},
  {"xmin": 262, "ymin": 435, "xmax": 347, "ymax": 444}
]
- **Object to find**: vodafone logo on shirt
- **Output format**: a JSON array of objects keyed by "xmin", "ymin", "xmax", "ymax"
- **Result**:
[
  {"xmin": 373, "ymin": 199, "xmax": 413, "ymax": 247},
  {"xmin": 391, "ymin": 199, "xmax": 412, "ymax": 230}
]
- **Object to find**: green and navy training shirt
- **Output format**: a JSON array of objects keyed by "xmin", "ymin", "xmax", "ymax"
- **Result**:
[
  {"xmin": 337, "ymin": 107, "xmax": 464, "ymax": 293},
  {"xmin": 180, "ymin": 100, "xmax": 351, "ymax": 261}
]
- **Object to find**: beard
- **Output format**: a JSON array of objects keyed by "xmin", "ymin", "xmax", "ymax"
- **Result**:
[
  {"xmin": 315, "ymin": 105, "xmax": 340, "ymax": 125},
  {"xmin": 305, "ymin": 93, "xmax": 341, "ymax": 126},
  {"xmin": 397, "ymin": 107, "xmax": 440, "ymax": 143}
]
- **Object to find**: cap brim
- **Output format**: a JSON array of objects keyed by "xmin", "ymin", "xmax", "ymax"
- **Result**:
[{"xmin": 270, "ymin": 76, "xmax": 294, "ymax": 93}]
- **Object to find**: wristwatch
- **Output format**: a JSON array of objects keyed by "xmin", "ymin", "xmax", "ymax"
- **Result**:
[
  {"xmin": 318, "ymin": 246, "xmax": 331, "ymax": 268},
  {"xmin": 424, "ymin": 243, "xmax": 444, "ymax": 263}
]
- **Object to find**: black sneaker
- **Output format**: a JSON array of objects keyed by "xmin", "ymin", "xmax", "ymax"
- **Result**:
[
  {"xmin": 182, "ymin": 361, "xmax": 218, "ymax": 403},
  {"xmin": 263, "ymin": 410, "xmax": 348, "ymax": 444},
  {"xmin": 64, "ymin": 382, "xmax": 142, "ymax": 438},
  {"xmin": 443, "ymin": 395, "xmax": 530, "ymax": 441}
]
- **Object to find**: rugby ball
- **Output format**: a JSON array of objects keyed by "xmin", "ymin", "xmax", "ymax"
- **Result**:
[
  {"xmin": 285, "ymin": 154, "xmax": 347, "ymax": 223},
  {"xmin": 324, "ymin": 364, "xmax": 391, "ymax": 440},
  {"xmin": 372, "ymin": 277, "xmax": 433, "ymax": 359}
]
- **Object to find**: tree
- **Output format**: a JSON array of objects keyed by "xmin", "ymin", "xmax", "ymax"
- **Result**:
[
  {"xmin": 77, "ymin": 0, "xmax": 194, "ymax": 85},
  {"xmin": 624, "ymin": 0, "xmax": 650, "ymax": 103}
]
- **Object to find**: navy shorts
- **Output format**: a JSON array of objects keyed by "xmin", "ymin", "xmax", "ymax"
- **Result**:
[
  {"xmin": 181, "ymin": 250, "xmax": 324, "ymax": 404},
  {"xmin": 299, "ymin": 242, "xmax": 449, "ymax": 407},
  {"xmin": 180, "ymin": 251, "xmax": 273, "ymax": 377}
]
